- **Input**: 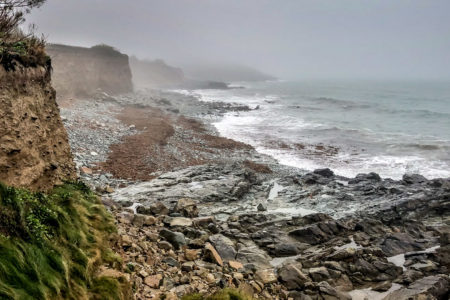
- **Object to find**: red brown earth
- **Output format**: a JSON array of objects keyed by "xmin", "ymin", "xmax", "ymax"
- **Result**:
[{"xmin": 100, "ymin": 106, "xmax": 254, "ymax": 181}]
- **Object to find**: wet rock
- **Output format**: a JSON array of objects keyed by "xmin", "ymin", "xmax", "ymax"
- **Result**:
[
  {"xmin": 403, "ymin": 173, "xmax": 428, "ymax": 185},
  {"xmin": 349, "ymin": 172, "xmax": 381, "ymax": 184},
  {"xmin": 257, "ymin": 203, "xmax": 267, "ymax": 212},
  {"xmin": 313, "ymin": 168, "xmax": 334, "ymax": 178},
  {"xmin": 384, "ymin": 275, "xmax": 450, "ymax": 300},
  {"xmin": 278, "ymin": 265, "xmax": 310, "ymax": 289},
  {"xmin": 159, "ymin": 229, "xmax": 187, "ymax": 249},
  {"xmin": 381, "ymin": 233, "xmax": 425, "ymax": 256}
]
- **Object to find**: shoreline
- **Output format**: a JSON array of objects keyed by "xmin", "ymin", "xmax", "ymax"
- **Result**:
[{"xmin": 60, "ymin": 90, "xmax": 450, "ymax": 299}]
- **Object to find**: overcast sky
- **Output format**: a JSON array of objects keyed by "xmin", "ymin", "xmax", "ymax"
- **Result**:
[{"xmin": 26, "ymin": 0, "xmax": 450, "ymax": 80}]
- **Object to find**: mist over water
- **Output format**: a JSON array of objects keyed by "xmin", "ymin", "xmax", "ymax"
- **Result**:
[{"xmin": 176, "ymin": 80, "xmax": 450, "ymax": 179}]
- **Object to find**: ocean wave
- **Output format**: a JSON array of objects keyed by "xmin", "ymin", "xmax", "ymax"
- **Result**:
[
  {"xmin": 312, "ymin": 97, "xmax": 372, "ymax": 109},
  {"xmin": 378, "ymin": 107, "xmax": 450, "ymax": 118}
]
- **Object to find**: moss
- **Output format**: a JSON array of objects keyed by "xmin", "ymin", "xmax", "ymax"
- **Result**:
[
  {"xmin": 0, "ymin": 181, "xmax": 130, "ymax": 300},
  {"xmin": 181, "ymin": 289, "xmax": 253, "ymax": 300}
]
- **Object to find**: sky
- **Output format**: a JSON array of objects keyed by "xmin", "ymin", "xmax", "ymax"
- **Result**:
[{"xmin": 26, "ymin": 0, "xmax": 450, "ymax": 80}]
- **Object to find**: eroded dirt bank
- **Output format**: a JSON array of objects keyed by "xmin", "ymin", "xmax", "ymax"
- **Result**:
[{"xmin": 0, "ymin": 63, "xmax": 75, "ymax": 191}]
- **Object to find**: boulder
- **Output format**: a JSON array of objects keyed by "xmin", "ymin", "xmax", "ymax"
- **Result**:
[
  {"xmin": 204, "ymin": 243, "xmax": 223, "ymax": 266},
  {"xmin": 313, "ymin": 168, "xmax": 334, "ymax": 178},
  {"xmin": 144, "ymin": 274, "xmax": 163, "ymax": 288},
  {"xmin": 255, "ymin": 269, "xmax": 277, "ymax": 284},
  {"xmin": 174, "ymin": 198, "xmax": 199, "ymax": 218},
  {"xmin": 209, "ymin": 234, "xmax": 237, "ymax": 261},
  {"xmin": 278, "ymin": 265, "xmax": 310, "ymax": 289},
  {"xmin": 159, "ymin": 229, "xmax": 186, "ymax": 249},
  {"xmin": 383, "ymin": 275, "xmax": 450, "ymax": 300}
]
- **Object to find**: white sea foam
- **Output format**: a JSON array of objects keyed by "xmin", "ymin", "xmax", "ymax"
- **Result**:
[{"xmin": 175, "ymin": 81, "xmax": 450, "ymax": 180}]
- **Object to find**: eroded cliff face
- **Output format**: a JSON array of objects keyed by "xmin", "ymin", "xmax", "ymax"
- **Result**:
[
  {"xmin": 46, "ymin": 44, "xmax": 133, "ymax": 99},
  {"xmin": 129, "ymin": 56, "xmax": 185, "ymax": 89},
  {"xmin": 0, "ymin": 62, "xmax": 76, "ymax": 191}
]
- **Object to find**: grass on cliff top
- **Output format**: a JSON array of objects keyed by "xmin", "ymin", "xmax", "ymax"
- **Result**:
[
  {"xmin": 181, "ymin": 289, "xmax": 253, "ymax": 300},
  {"xmin": 0, "ymin": 181, "xmax": 130, "ymax": 300},
  {"xmin": 0, "ymin": 35, "xmax": 50, "ymax": 71}
]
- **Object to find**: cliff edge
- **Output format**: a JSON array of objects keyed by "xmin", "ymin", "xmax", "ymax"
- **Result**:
[
  {"xmin": 46, "ymin": 44, "xmax": 133, "ymax": 99},
  {"xmin": 0, "ymin": 58, "xmax": 76, "ymax": 191}
]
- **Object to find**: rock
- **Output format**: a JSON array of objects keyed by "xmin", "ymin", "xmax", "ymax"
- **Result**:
[
  {"xmin": 144, "ymin": 274, "xmax": 163, "ymax": 288},
  {"xmin": 163, "ymin": 257, "xmax": 180, "ymax": 267},
  {"xmin": 273, "ymin": 243, "xmax": 301, "ymax": 257},
  {"xmin": 158, "ymin": 241, "xmax": 173, "ymax": 251},
  {"xmin": 255, "ymin": 269, "xmax": 277, "ymax": 284},
  {"xmin": 144, "ymin": 215, "xmax": 157, "ymax": 225},
  {"xmin": 257, "ymin": 203, "xmax": 267, "ymax": 212},
  {"xmin": 229, "ymin": 260, "xmax": 244, "ymax": 270},
  {"xmin": 372, "ymin": 281, "xmax": 392, "ymax": 292},
  {"xmin": 80, "ymin": 166, "xmax": 93, "ymax": 175},
  {"xmin": 308, "ymin": 267, "xmax": 330, "ymax": 282},
  {"xmin": 204, "ymin": 243, "xmax": 223, "ymax": 266},
  {"xmin": 209, "ymin": 234, "xmax": 237, "ymax": 261},
  {"xmin": 182, "ymin": 261, "xmax": 195, "ymax": 272},
  {"xmin": 132, "ymin": 214, "xmax": 146, "ymax": 227},
  {"xmin": 185, "ymin": 249, "xmax": 201, "ymax": 261},
  {"xmin": 174, "ymin": 198, "xmax": 199, "ymax": 217},
  {"xmin": 403, "ymin": 174, "xmax": 428, "ymax": 185},
  {"xmin": 317, "ymin": 281, "xmax": 351, "ymax": 300},
  {"xmin": 349, "ymin": 172, "xmax": 381, "ymax": 184},
  {"xmin": 170, "ymin": 217, "xmax": 193, "ymax": 227},
  {"xmin": 384, "ymin": 275, "xmax": 450, "ymax": 300},
  {"xmin": 193, "ymin": 216, "xmax": 215, "ymax": 227},
  {"xmin": 150, "ymin": 201, "xmax": 170, "ymax": 215},
  {"xmin": 121, "ymin": 235, "xmax": 132, "ymax": 247},
  {"xmin": 159, "ymin": 229, "xmax": 187, "ymax": 250},
  {"xmin": 278, "ymin": 265, "xmax": 310, "ymax": 289},
  {"xmin": 381, "ymin": 233, "xmax": 424, "ymax": 256},
  {"xmin": 118, "ymin": 211, "xmax": 134, "ymax": 224},
  {"xmin": 313, "ymin": 168, "xmax": 334, "ymax": 178}
]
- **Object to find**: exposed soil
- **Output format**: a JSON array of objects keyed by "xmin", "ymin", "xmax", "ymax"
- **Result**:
[{"xmin": 100, "ymin": 106, "xmax": 253, "ymax": 181}]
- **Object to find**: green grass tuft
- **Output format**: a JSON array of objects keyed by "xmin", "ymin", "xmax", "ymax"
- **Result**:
[{"xmin": 0, "ymin": 181, "xmax": 130, "ymax": 300}]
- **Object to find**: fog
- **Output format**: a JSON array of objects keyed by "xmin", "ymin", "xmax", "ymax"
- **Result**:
[{"xmin": 26, "ymin": 0, "xmax": 450, "ymax": 80}]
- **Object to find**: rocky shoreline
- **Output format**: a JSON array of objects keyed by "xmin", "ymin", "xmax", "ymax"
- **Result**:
[{"xmin": 60, "ymin": 90, "xmax": 449, "ymax": 299}]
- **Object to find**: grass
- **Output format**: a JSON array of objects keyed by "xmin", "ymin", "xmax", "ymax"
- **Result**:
[
  {"xmin": 0, "ymin": 36, "xmax": 50, "ymax": 71},
  {"xmin": 181, "ymin": 289, "xmax": 253, "ymax": 300},
  {"xmin": 0, "ymin": 181, "xmax": 130, "ymax": 300}
]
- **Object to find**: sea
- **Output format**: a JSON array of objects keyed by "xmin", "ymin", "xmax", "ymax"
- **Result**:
[{"xmin": 174, "ymin": 80, "xmax": 450, "ymax": 180}]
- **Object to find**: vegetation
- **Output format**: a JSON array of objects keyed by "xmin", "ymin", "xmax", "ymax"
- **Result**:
[
  {"xmin": 0, "ymin": 0, "xmax": 48, "ymax": 70},
  {"xmin": 0, "ymin": 181, "xmax": 130, "ymax": 300},
  {"xmin": 181, "ymin": 289, "xmax": 253, "ymax": 300}
]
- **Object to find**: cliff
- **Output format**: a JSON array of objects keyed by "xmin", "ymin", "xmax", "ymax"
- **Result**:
[
  {"xmin": 0, "ymin": 60, "xmax": 76, "ymax": 191},
  {"xmin": 129, "ymin": 56, "xmax": 184, "ymax": 89},
  {"xmin": 46, "ymin": 44, "xmax": 133, "ymax": 99}
]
